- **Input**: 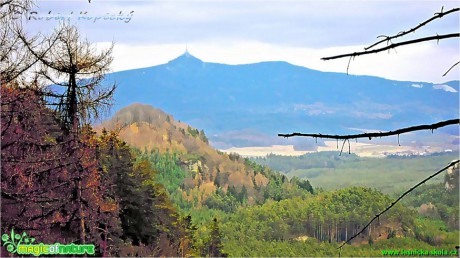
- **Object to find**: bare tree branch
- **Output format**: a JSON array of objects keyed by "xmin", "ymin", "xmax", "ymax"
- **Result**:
[
  {"xmin": 443, "ymin": 61, "xmax": 460, "ymax": 77},
  {"xmin": 18, "ymin": 24, "xmax": 116, "ymax": 130},
  {"xmin": 278, "ymin": 118, "xmax": 460, "ymax": 140},
  {"xmin": 0, "ymin": 0, "xmax": 38, "ymax": 84},
  {"xmin": 337, "ymin": 159, "xmax": 459, "ymax": 250},
  {"xmin": 310, "ymin": 6, "xmax": 460, "ymax": 256},
  {"xmin": 322, "ymin": 33, "xmax": 459, "ymax": 61},
  {"xmin": 365, "ymin": 7, "xmax": 460, "ymax": 50}
]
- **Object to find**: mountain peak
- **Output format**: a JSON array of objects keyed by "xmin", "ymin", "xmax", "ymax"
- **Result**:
[
  {"xmin": 184, "ymin": 47, "xmax": 191, "ymax": 57},
  {"xmin": 168, "ymin": 49, "xmax": 203, "ymax": 66}
]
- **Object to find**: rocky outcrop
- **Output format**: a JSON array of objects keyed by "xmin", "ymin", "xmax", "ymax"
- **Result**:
[{"xmin": 444, "ymin": 160, "xmax": 459, "ymax": 192}]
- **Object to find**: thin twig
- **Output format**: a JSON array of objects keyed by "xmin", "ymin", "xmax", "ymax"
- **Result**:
[
  {"xmin": 337, "ymin": 159, "xmax": 459, "ymax": 249},
  {"xmin": 339, "ymin": 139, "xmax": 347, "ymax": 156},
  {"xmin": 346, "ymin": 56, "xmax": 352, "ymax": 75},
  {"xmin": 365, "ymin": 7, "xmax": 459, "ymax": 50},
  {"xmin": 278, "ymin": 119, "xmax": 459, "ymax": 139},
  {"xmin": 443, "ymin": 61, "xmax": 460, "ymax": 77},
  {"xmin": 322, "ymin": 33, "xmax": 459, "ymax": 61}
]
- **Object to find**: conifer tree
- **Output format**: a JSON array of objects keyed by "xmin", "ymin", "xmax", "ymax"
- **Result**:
[{"xmin": 205, "ymin": 218, "xmax": 227, "ymax": 257}]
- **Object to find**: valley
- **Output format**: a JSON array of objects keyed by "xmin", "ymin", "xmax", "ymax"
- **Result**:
[
  {"xmin": 97, "ymin": 103, "xmax": 459, "ymax": 256},
  {"xmin": 221, "ymin": 141, "xmax": 451, "ymax": 158},
  {"xmin": 251, "ymin": 151, "xmax": 459, "ymax": 194},
  {"xmin": 3, "ymin": 84, "xmax": 458, "ymax": 256}
]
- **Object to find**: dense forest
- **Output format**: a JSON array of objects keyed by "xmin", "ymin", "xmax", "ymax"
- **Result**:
[
  {"xmin": 101, "ymin": 104, "xmax": 459, "ymax": 256},
  {"xmin": 1, "ymin": 86, "xmax": 191, "ymax": 256},
  {"xmin": 0, "ymin": 85, "xmax": 314, "ymax": 256},
  {"xmin": 3, "ymin": 90, "xmax": 459, "ymax": 256}
]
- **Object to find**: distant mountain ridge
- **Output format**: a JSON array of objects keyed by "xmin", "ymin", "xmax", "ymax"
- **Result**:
[{"xmin": 103, "ymin": 51, "xmax": 459, "ymax": 149}]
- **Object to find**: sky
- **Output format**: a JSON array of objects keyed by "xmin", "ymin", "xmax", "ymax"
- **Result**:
[{"xmin": 25, "ymin": 0, "xmax": 460, "ymax": 83}]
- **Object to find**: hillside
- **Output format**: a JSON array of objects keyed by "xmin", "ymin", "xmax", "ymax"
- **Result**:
[
  {"xmin": 103, "ymin": 51, "xmax": 459, "ymax": 151},
  {"xmin": 4, "ymin": 86, "xmax": 458, "ymax": 257},
  {"xmin": 97, "ymin": 103, "xmax": 314, "ymax": 211},
  {"xmin": 95, "ymin": 104, "xmax": 459, "ymax": 256}
]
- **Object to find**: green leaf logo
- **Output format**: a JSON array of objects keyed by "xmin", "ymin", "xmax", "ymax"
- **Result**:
[
  {"xmin": 1, "ymin": 234, "xmax": 9, "ymax": 242},
  {"xmin": 1, "ymin": 228, "xmax": 34, "ymax": 254}
]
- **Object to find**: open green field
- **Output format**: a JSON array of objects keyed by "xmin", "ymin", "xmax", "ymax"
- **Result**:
[{"xmin": 252, "ymin": 151, "xmax": 459, "ymax": 194}]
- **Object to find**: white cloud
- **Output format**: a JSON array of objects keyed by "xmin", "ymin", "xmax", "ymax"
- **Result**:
[
  {"xmin": 353, "ymin": 111, "xmax": 393, "ymax": 120},
  {"xmin": 433, "ymin": 84, "xmax": 458, "ymax": 93},
  {"xmin": 31, "ymin": 1, "xmax": 459, "ymax": 83},
  {"xmin": 104, "ymin": 41, "xmax": 459, "ymax": 83},
  {"xmin": 348, "ymin": 128, "xmax": 386, "ymax": 133},
  {"xmin": 411, "ymin": 84, "xmax": 423, "ymax": 88}
]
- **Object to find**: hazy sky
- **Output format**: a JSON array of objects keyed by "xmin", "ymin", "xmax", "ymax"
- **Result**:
[{"xmin": 26, "ymin": 0, "xmax": 459, "ymax": 83}]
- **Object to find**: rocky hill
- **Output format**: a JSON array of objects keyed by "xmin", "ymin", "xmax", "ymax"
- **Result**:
[{"xmin": 97, "ymin": 103, "xmax": 314, "ymax": 210}]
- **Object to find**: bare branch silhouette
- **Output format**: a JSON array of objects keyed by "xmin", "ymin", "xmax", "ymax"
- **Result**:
[
  {"xmin": 443, "ymin": 61, "xmax": 460, "ymax": 77},
  {"xmin": 309, "ymin": 5, "xmax": 460, "ymax": 256},
  {"xmin": 365, "ymin": 7, "xmax": 459, "ymax": 50},
  {"xmin": 278, "ymin": 118, "xmax": 460, "ymax": 140},
  {"xmin": 322, "ymin": 33, "xmax": 459, "ymax": 61},
  {"xmin": 337, "ymin": 159, "xmax": 460, "ymax": 250}
]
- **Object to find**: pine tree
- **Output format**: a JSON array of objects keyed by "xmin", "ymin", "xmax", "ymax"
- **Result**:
[
  {"xmin": 214, "ymin": 169, "xmax": 221, "ymax": 187},
  {"xmin": 205, "ymin": 218, "xmax": 227, "ymax": 257},
  {"xmin": 238, "ymin": 185, "xmax": 248, "ymax": 203},
  {"xmin": 199, "ymin": 129, "xmax": 209, "ymax": 144}
]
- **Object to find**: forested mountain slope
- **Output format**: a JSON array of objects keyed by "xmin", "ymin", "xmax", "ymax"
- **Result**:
[
  {"xmin": 92, "ymin": 103, "xmax": 459, "ymax": 257},
  {"xmin": 97, "ymin": 103, "xmax": 314, "ymax": 211}
]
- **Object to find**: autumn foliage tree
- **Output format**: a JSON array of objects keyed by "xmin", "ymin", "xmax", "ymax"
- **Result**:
[
  {"xmin": 26, "ymin": 24, "xmax": 116, "ymax": 131},
  {"xmin": 1, "ymin": 85, "xmax": 192, "ymax": 256},
  {"xmin": 0, "ymin": 0, "xmax": 200, "ymax": 256},
  {"xmin": 1, "ymin": 84, "xmax": 120, "ymax": 254},
  {"xmin": 2, "ymin": 0, "xmax": 117, "ymax": 254},
  {"xmin": 18, "ymin": 23, "xmax": 117, "ymax": 245},
  {"xmin": 1, "ymin": 85, "xmax": 71, "ymax": 244}
]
